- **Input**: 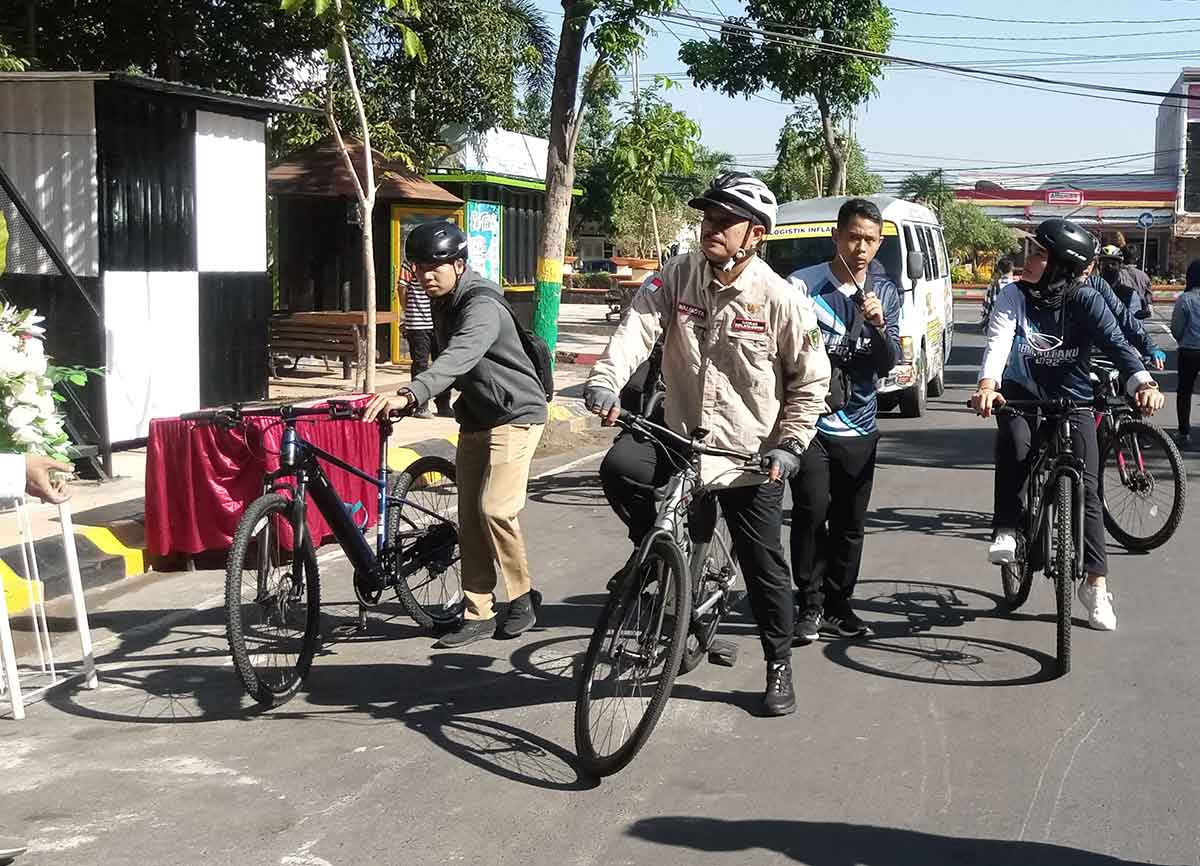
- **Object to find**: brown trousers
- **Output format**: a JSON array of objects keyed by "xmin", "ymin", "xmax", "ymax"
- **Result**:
[{"xmin": 456, "ymin": 423, "xmax": 544, "ymax": 620}]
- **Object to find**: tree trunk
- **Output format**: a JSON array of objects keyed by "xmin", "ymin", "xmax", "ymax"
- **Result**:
[
  {"xmin": 650, "ymin": 204, "xmax": 663, "ymax": 266},
  {"xmin": 533, "ymin": 1, "xmax": 591, "ymax": 354},
  {"xmin": 816, "ymin": 92, "xmax": 846, "ymax": 198}
]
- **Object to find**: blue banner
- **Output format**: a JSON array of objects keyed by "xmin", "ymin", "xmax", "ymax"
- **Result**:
[{"xmin": 466, "ymin": 201, "xmax": 502, "ymax": 284}]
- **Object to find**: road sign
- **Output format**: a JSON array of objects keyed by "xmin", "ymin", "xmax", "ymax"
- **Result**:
[{"xmin": 1137, "ymin": 212, "xmax": 1155, "ymax": 230}]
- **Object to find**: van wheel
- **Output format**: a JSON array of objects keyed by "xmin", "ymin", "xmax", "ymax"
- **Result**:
[
  {"xmin": 899, "ymin": 350, "xmax": 927, "ymax": 418},
  {"xmin": 927, "ymin": 338, "xmax": 946, "ymax": 398}
]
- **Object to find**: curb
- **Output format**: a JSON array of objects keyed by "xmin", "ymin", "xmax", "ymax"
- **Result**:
[{"xmin": 1, "ymin": 522, "xmax": 144, "ymax": 615}]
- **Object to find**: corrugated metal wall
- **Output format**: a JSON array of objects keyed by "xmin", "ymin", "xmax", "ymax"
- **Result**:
[
  {"xmin": 199, "ymin": 272, "xmax": 270, "ymax": 406},
  {"xmin": 0, "ymin": 79, "xmax": 100, "ymax": 277},
  {"xmin": 94, "ymin": 82, "xmax": 197, "ymax": 271}
]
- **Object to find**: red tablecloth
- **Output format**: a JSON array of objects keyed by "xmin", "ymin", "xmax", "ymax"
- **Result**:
[{"xmin": 145, "ymin": 397, "xmax": 381, "ymax": 557}]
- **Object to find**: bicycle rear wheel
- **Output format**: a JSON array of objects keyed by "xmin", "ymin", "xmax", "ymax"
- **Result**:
[
  {"xmin": 1053, "ymin": 478, "xmax": 1074, "ymax": 678},
  {"xmin": 388, "ymin": 456, "xmax": 463, "ymax": 629},
  {"xmin": 225, "ymin": 493, "xmax": 320, "ymax": 706},
  {"xmin": 1101, "ymin": 419, "xmax": 1186, "ymax": 551},
  {"xmin": 574, "ymin": 536, "xmax": 691, "ymax": 777},
  {"xmin": 680, "ymin": 518, "xmax": 737, "ymax": 675}
]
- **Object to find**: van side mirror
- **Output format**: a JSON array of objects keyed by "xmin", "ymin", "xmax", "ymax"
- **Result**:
[{"xmin": 906, "ymin": 251, "xmax": 925, "ymax": 283}]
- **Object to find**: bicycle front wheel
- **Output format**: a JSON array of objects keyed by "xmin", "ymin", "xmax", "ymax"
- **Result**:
[
  {"xmin": 226, "ymin": 493, "xmax": 321, "ymax": 706},
  {"xmin": 1101, "ymin": 419, "xmax": 1186, "ymax": 551},
  {"xmin": 388, "ymin": 456, "xmax": 463, "ymax": 629},
  {"xmin": 1053, "ymin": 477, "xmax": 1074, "ymax": 678},
  {"xmin": 574, "ymin": 536, "xmax": 691, "ymax": 777},
  {"xmin": 1000, "ymin": 533, "xmax": 1033, "ymax": 612}
]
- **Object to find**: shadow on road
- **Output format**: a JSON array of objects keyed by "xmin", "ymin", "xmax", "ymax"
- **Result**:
[
  {"xmin": 865, "ymin": 506, "xmax": 992, "ymax": 541},
  {"xmin": 526, "ymin": 471, "xmax": 608, "ymax": 509},
  {"xmin": 626, "ymin": 816, "xmax": 1180, "ymax": 865},
  {"xmin": 819, "ymin": 580, "xmax": 1058, "ymax": 686},
  {"xmin": 875, "ymin": 425, "xmax": 994, "ymax": 471}
]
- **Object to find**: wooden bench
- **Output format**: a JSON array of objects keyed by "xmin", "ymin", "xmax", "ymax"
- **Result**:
[{"xmin": 269, "ymin": 316, "xmax": 364, "ymax": 385}]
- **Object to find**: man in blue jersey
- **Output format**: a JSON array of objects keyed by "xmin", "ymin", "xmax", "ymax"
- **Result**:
[
  {"xmin": 787, "ymin": 198, "xmax": 901, "ymax": 640},
  {"xmin": 972, "ymin": 219, "xmax": 1164, "ymax": 631}
]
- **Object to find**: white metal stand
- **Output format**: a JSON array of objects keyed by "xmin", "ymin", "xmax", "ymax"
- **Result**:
[{"xmin": 0, "ymin": 498, "xmax": 99, "ymax": 720}]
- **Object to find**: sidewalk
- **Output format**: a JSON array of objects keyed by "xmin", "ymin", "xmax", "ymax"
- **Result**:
[{"xmin": 0, "ymin": 361, "xmax": 596, "ymax": 615}]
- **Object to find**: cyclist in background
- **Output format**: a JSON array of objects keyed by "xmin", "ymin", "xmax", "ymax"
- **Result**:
[
  {"xmin": 970, "ymin": 219, "xmax": 1164, "ymax": 632},
  {"xmin": 1170, "ymin": 259, "xmax": 1200, "ymax": 449},
  {"xmin": 1090, "ymin": 244, "xmax": 1165, "ymax": 369},
  {"xmin": 584, "ymin": 172, "xmax": 831, "ymax": 717}
]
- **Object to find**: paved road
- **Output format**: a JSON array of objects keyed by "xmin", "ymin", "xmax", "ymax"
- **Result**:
[{"xmin": 3, "ymin": 308, "xmax": 1198, "ymax": 866}]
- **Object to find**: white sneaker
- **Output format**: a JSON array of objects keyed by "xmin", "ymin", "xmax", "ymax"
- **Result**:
[
  {"xmin": 1077, "ymin": 581, "xmax": 1117, "ymax": 631},
  {"xmin": 988, "ymin": 531, "xmax": 1018, "ymax": 565}
]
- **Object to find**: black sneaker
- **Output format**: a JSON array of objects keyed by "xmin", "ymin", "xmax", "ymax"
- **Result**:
[
  {"xmin": 821, "ymin": 608, "xmax": 870, "ymax": 638},
  {"xmin": 763, "ymin": 660, "xmax": 796, "ymax": 716},
  {"xmin": 433, "ymin": 617, "xmax": 495, "ymax": 648},
  {"xmin": 497, "ymin": 590, "xmax": 540, "ymax": 638},
  {"xmin": 794, "ymin": 609, "xmax": 822, "ymax": 644},
  {"xmin": 435, "ymin": 402, "xmax": 454, "ymax": 418}
]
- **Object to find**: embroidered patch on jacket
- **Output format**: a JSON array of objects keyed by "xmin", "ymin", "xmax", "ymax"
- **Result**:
[
  {"xmin": 731, "ymin": 316, "xmax": 767, "ymax": 334},
  {"xmin": 677, "ymin": 302, "xmax": 707, "ymax": 320},
  {"xmin": 640, "ymin": 274, "xmax": 663, "ymax": 295},
  {"xmin": 807, "ymin": 326, "xmax": 821, "ymax": 346}
]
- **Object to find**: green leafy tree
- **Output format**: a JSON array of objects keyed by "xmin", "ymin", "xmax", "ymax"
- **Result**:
[
  {"xmin": 942, "ymin": 200, "xmax": 1017, "ymax": 277},
  {"xmin": 607, "ymin": 83, "xmax": 700, "ymax": 260},
  {"xmin": 680, "ymin": 1, "xmax": 894, "ymax": 196},
  {"xmin": 0, "ymin": 33, "xmax": 25, "ymax": 71},
  {"xmin": 282, "ymin": 0, "xmax": 425, "ymax": 393},
  {"xmin": 534, "ymin": 0, "xmax": 680, "ymax": 353},
  {"xmin": 898, "ymin": 170, "xmax": 954, "ymax": 217},
  {"xmin": 763, "ymin": 107, "xmax": 879, "ymax": 202}
]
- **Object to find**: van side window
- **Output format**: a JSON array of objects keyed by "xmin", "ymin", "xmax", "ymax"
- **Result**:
[
  {"xmin": 924, "ymin": 226, "xmax": 942, "ymax": 279},
  {"xmin": 937, "ymin": 230, "xmax": 951, "ymax": 278},
  {"xmin": 928, "ymin": 226, "xmax": 946, "ymax": 278},
  {"xmin": 902, "ymin": 225, "xmax": 917, "ymax": 276},
  {"xmin": 915, "ymin": 226, "xmax": 933, "ymax": 281}
]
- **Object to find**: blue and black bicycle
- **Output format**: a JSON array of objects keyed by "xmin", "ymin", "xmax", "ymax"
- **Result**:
[{"xmin": 183, "ymin": 401, "xmax": 461, "ymax": 707}]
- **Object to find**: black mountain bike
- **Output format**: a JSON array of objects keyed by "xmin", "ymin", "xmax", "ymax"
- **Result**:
[
  {"xmin": 574, "ymin": 411, "xmax": 757, "ymax": 777},
  {"xmin": 182, "ymin": 401, "xmax": 462, "ymax": 707},
  {"xmin": 1091, "ymin": 361, "xmax": 1186, "ymax": 551},
  {"xmin": 992, "ymin": 400, "xmax": 1090, "ymax": 678}
]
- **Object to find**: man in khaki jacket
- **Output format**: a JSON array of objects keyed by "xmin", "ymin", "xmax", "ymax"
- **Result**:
[{"xmin": 585, "ymin": 172, "xmax": 830, "ymax": 716}]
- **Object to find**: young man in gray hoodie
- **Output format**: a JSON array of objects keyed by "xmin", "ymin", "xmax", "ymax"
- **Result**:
[{"xmin": 364, "ymin": 220, "xmax": 548, "ymax": 648}]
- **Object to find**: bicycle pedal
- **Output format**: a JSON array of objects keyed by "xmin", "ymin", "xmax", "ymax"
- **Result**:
[{"xmin": 708, "ymin": 639, "xmax": 738, "ymax": 667}]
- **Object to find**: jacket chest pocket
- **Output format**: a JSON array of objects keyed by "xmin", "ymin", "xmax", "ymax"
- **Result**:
[{"xmin": 712, "ymin": 316, "xmax": 774, "ymax": 395}]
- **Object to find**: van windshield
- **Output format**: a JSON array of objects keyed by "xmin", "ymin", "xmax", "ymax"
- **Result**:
[{"xmin": 762, "ymin": 221, "xmax": 903, "ymax": 285}]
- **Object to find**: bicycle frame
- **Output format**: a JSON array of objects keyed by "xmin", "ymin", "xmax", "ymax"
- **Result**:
[
  {"xmin": 265, "ymin": 418, "xmax": 452, "ymax": 583},
  {"xmin": 1022, "ymin": 412, "xmax": 1086, "ymax": 581}
]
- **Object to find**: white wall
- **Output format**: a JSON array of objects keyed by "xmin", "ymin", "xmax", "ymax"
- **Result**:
[
  {"xmin": 103, "ymin": 271, "xmax": 199, "ymax": 441},
  {"xmin": 194, "ymin": 111, "xmax": 266, "ymax": 273},
  {"xmin": 0, "ymin": 80, "xmax": 99, "ymax": 277}
]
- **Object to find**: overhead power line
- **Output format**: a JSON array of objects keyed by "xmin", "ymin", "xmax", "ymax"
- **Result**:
[
  {"xmin": 655, "ymin": 9, "xmax": 1200, "ymax": 107},
  {"xmin": 891, "ymin": 7, "xmax": 1200, "ymax": 27}
]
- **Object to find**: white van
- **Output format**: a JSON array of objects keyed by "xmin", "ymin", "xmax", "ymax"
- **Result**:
[{"xmin": 762, "ymin": 195, "xmax": 954, "ymax": 417}]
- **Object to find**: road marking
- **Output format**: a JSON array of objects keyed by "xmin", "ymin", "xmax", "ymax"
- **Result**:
[{"xmin": 1017, "ymin": 710, "xmax": 1085, "ymax": 841}]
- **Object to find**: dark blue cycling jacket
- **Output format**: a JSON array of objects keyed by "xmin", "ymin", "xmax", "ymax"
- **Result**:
[
  {"xmin": 1084, "ymin": 271, "xmax": 1157, "ymax": 358},
  {"xmin": 788, "ymin": 262, "xmax": 901, "ymax": 437},
  {"xmin": 980, "ymin": 280, "xmax": 1151, "ymax": 402}
]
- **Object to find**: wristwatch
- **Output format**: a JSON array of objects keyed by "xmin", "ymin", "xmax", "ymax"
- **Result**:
[{"xmin": 777, "ymin": 437, "xmax": 807, "ymax": 459}]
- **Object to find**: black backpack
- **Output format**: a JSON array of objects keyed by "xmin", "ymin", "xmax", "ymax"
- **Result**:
[{"xmin": 457, "ymin": 285, "xmax": 555, "ymax": 402}]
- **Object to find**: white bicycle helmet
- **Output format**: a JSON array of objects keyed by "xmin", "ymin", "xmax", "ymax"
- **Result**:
[{"xmin": 689, "ymin": 172, "xmax": 778, "ymax": 234}]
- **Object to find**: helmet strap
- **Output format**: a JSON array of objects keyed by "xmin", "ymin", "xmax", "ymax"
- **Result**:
[{"xmin": 721, "ymin": 223, "xmax": 756, "ymax": 273}]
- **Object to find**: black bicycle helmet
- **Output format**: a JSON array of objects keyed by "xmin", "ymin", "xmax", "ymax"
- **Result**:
[
  {"xmin": 1028, "ymin": 218, "xmax": 1094, "ymax": 309},
  {"xmin": 406, "ymin": 220, "xmax": 468, "ymax": 263}
]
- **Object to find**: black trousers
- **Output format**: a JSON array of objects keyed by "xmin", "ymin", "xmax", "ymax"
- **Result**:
[
  {"xmin": 1177, "ymin": 349, "xmax": 1200, "ymax": 435},
  {"xmin": 599, "ymin": 432, "xmax": 794, "ymax": 662},
  {"xmin": 405, "ymin": 328, "xmax": 451, "ymax": 412},
  {"xmin": 993, "ymin": 396, "xmax": 1106, "ymax": 575},
  {"xmin": 788, "ymin": 431, "xmax": 880, "ymax": 615}
]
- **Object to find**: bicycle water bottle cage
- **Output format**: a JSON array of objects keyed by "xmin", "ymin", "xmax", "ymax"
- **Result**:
[{"xmin": 344, "ymin": 501, "xmax": 369, "ymax": 531}]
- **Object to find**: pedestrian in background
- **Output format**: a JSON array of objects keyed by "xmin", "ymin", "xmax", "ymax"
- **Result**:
[{"xmin": 1170, "ymin": 259, "xmax": 1200, "ymax": 450}]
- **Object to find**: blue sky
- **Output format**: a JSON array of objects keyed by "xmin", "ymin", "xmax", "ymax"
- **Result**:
[{"xmin": 531, "ymin": 0, "xmax": 1200, "ymax": 186}]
